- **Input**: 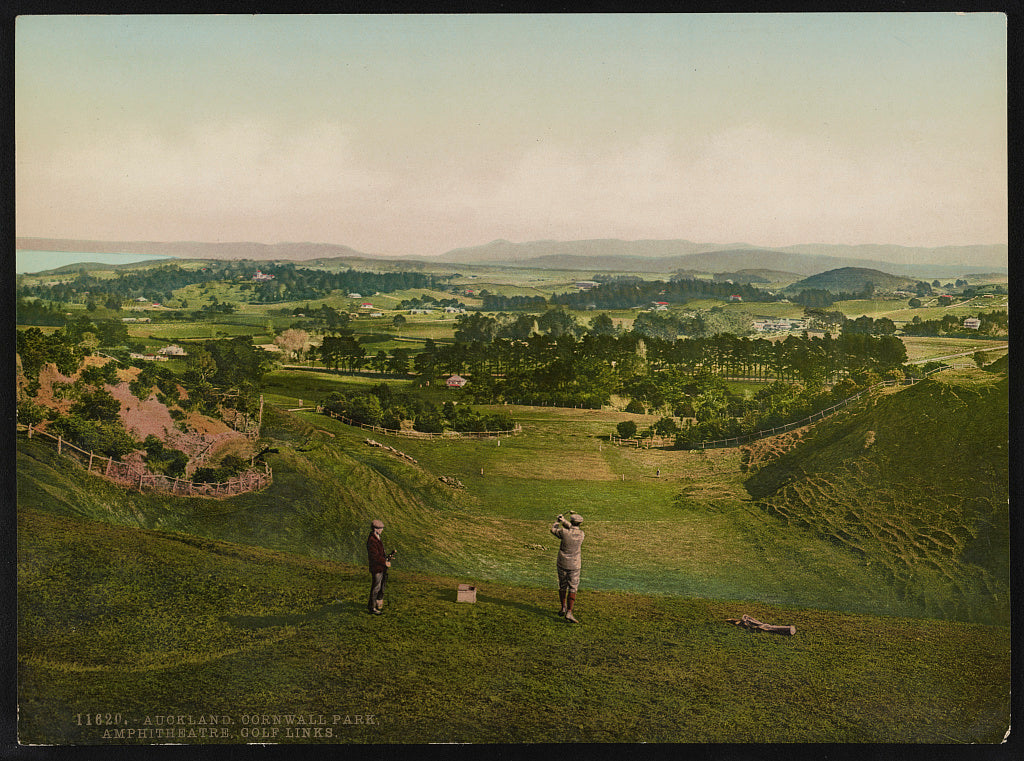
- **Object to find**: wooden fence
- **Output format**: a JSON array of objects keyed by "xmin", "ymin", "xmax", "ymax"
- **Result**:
[
  {"xmin": 319, "ymin": 408, "xmax": 522, "ymax": 440},
  {"xmin": 610, "ymin": 363, "xmax": 976, "ymax": 451},
  {"xmin": 19, "ymin": 424, "xmax": 272, "ymax": 499}
]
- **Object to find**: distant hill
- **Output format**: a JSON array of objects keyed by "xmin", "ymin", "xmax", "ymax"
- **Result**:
[
  {"xmin": 784, "ymin": 267, "xmax": 917, "ymax": 294},
  {"xmin": 17, "ymin": 236, "xmax": 1007, "ymax": 278},
  {"xmin": 712, "ymin": 268, "xmax": 803, "ymax": 285},
  {"xmin": 437, "ymin": 238, "xmax": 756, "ymax": 264},
  {"xmin": 777, "ymin": 243, "xmax": 1008, "ymax": 269},
  {"xmin": 434, "ymin": 240, "xmax": 1007, "ymax": 279},
  {"xmin": 16, "ymin": 238, "xmax": 372, "ymax": 262}
]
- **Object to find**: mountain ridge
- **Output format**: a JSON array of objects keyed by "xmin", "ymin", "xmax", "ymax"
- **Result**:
[{"xmin": 17, "ymin": 236, "xmax": 1007, "ymax": 279}]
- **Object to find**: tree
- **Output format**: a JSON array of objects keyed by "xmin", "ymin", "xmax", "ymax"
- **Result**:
[
  {"xmin": 187, "ymin": 346, "xmax": 217, "ymax": 382},
  {"xmin": 387, "ymin": 348, "xmax": 411, "ymax": 375},
  {"xmin": 652, "ymin": 416, "xmax": 679, "ymax": 436},
  {"xmin": 70, "ymin": 388, "xmax": 121, "ymax": 423},
  {"xmin": 588, "ymin": 313, "xmax": 617, "ymax": 336},
  {"xmin": 392, "ymin": 314, "xmax": 407, "ymax": 332},
  {"xmin": 273, "ymin": 328, "xmax": 310, "ymax": 360},
  {"xmin": 908, "ymin": 298, "xmax": 922, "ymax": 308},
  {"xmin": 616, "ymin": 420, "xmax": 638, "ymax": 439}
]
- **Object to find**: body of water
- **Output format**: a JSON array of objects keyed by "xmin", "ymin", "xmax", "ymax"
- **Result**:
[{"xmin": 16, "ymin": 250, "xmax": 176, "ymax": 274}]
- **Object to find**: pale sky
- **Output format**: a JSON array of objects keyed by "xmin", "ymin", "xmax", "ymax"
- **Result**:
[{"xmin": 16, "ymin": 13, "xmax": 1007, "ymax": 256}]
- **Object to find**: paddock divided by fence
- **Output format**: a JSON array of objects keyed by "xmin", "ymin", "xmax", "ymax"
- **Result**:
[
  {"xmin": 19, "ymin": 424, "xmax": 272, "ymax": 498},
  {"xmin": 610, "ymin": 363, "xmax": 976, "ymax": 451}
]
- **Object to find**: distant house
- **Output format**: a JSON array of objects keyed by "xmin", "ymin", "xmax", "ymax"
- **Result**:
[
  {"xmin": 157, "ymin": 344, "xmax": 187, "ymax": 357},
  {"xmin": 135, "ymin": 297, "xmax": 149, "ymax": 302},
  {"xmin": 252, "ymin": 270, "xmax": 275, "ymax": 281},
  {"xmin": 121, "ymin": 316, "xmax": 151, "ymax": 323},
  {"xmin": 130, "ymin": 352, "xmax": 167, "ymax": 362},
  {"xmin": 360, "ymin": 303, "xmax": 374, "ymax": 309},
  {"xmin": 408, "ymin": 309, "xmax": 433, "ymax": 315},
  {"xmin": 348, "ymin": 293, "xmax": 362, "ymax": 298},
  {"xmin": 576, "ymin": 281, "xmax": 600, "ymax": 291},
  {"xmin": 963, "ymin": 318, "xmax": 981, "ymax": 329},
  {"xmin": 729, "ymin": 294, "xmax": 743, "ymax": 302},
  {"xmin": 446, "ymin": 375, "xmax": 468, "ymax": 388},
  {"xmin": 444, "ymin": 306, "xmax": 465, "ymax": 314},
  {"xmin": 369, "ymin": 312, "xmax": 384, "ymax": 318}
]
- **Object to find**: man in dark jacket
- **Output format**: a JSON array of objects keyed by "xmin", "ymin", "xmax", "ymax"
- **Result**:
[{"xmin": 366, "ymin": 519, "xmax": 391, "ymax": 615}]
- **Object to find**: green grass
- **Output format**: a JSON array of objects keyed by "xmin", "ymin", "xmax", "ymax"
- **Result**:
[
  {"xmin": 17, "ymin": 359, "xmax": 1011, "ymax": 743},
  {"xmin": 831, "ymin": 298, "xmax": 910, "ymax": 317},
  {"xmin": 901, "ymin": 336, "xmax": 1009, "ymax": 363},
  {"xmin": 17, "ymin": 508, "xmax": 1010, "ymax": 744}
]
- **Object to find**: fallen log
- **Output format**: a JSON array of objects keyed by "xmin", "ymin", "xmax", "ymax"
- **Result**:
[{"xmin": 726, "ymin": 614, "xmax": 795, "ymax": 635}]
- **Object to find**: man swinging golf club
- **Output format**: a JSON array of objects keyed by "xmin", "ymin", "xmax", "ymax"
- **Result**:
[{"xmin": 550, "ymin": 511, "xmax": 585, "ymax": 623}]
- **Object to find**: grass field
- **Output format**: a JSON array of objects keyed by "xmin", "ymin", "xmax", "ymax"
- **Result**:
[
  {"xmin": 901, "ymin": 336, "xmax": 1009, "ymax": 363},
  {"xmin": 15, "ymin": 256, "xmax": 1012, "ymax": 744},
  {"xmin": 17, "ymin": 508, "xmax": 1010, "ymax": 744}
]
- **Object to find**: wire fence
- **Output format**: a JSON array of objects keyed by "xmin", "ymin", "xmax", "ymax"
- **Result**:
[
  {"xmin": 19, "ymin": 424, "xmax": 272, "ymax": 498},
  {"xmin": 318, "ymin": 408, "xmax": 522, "ymax": 440},
  {"xmin": 610, "ymin": 363, "xmax": 976, "ymax": 451}
]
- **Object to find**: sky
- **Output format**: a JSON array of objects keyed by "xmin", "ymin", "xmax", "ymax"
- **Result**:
[{"xmin": 15, "ymin": 13, "xmax": 1008, "ymax": 257}]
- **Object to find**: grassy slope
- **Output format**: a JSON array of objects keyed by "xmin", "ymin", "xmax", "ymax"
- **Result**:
[
  {"xmin": 16, "ymin": 365, "xmax": 1011, "ymax": 742},
  {"xmin": 745, "ymin": 369, "xmax": 1009, "ymax": 625},
  {"xmin": 18, "ymin": 509, "xmax": 1009, "ymax": 744},
  {"xmin": 19, "ymin": 367, "xmax": 1009, "ymax": 624}
]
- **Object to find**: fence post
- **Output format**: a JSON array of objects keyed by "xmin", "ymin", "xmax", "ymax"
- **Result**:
[
  {"xmin": 57, "ymin": 436, "xmax": 62, "ymax": 454},
  {"xmin": 88, "ymin": 452, "xmax": 94, "ymax": 471},
  {"xmin": 27, "ymin": 425, "xmax": 33, "ymax": 439}
]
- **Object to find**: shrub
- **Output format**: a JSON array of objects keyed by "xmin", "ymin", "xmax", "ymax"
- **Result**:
[
  {"xmin": 616, "ymin": 420, "xmax": 638, "ymax": 439},
  {"xmin": 50, "ymin": 414, "xmax": 137, "ymax": 458},
  {"xmin": 624, "ymin": 399, "xmax": 645, "ymax": 414},
  {"xmin": 17, "ymin": 398, "xmax": 46, "ymax": 427}
]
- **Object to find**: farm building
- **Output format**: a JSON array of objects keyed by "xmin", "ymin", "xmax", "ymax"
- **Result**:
[
  {"xmin": 963, "ymin": 318, "xmax": 981, "ymax": 329},
  {"xmin": 157, "ymin": 344, "xmax": 187, "ymax": 356},
  {"xmin": 446, "ymin": 375, "xmax": 468, "ymax": 388}
]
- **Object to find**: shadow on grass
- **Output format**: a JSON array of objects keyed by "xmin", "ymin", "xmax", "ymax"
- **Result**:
[
  {"xmin": 428, "ymin": 588, "xmax": 555, "ymax": 619},
  {"xmin": 221, "ymin": 599, "xmax": 367, "ymax": 629}
]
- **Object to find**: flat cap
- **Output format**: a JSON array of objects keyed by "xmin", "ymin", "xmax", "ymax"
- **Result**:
[
  {"xmin": 371, "ymin": 519, "xmax": 385, "ymax": 529},
  {"xmin": 569, "ymin": 512, "xmax": 584, "ymax": 525}
]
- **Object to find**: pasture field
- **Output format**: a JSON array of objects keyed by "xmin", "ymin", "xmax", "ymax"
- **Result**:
[
  {"xmin": 886, "ymin": 295, "xmax": 1009, "ymax": 323},
  {"xmin": 901, "ymin": 336, "xmax": 1009, "ymax": 363},
  {"xmin": 128, "ymin": 320, "xmax": 275, "ymax": 342},
  {"xmin": 831, "ymin": 298, "xmax": 912, "ymax": 317}
]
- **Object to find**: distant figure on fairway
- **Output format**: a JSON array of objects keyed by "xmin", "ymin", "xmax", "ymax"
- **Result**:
[
  {"xmin": 550, "ymin": 512, "xmax": 585, "ymax": 623},
  {"xmin": 366, "ymin": 519, "xmax": 392, "ymax": 615}
]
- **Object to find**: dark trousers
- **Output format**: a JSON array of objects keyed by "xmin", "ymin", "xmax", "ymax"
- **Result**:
[{"xmin": 368, "ymin": 569, "xmax": 388, "ymax": 611}]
